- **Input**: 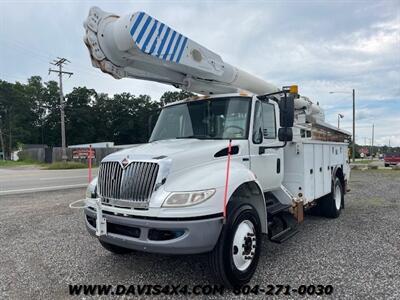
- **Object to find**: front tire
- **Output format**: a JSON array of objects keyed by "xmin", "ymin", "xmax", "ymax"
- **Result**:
[
  {"xmin": 208, "ymin": 204, "xmax": 262, "ymax": 288},
  {"xmin": 99, "ymin": 240, "xmax": 134, "ymax": 254},
  {"xmin": 321, "ymin": 177, "xmax": 343, "ymax": 218}
]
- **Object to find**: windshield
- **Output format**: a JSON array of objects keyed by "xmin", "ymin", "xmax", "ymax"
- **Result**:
[{"xmin": 149, "ymin": 97, "xmax": 251, "ymax": 141}]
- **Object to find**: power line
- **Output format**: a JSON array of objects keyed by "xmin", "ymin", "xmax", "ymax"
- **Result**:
[
  {"xmin": 48, "ymin": 57, "xmax": 73, "ymax": 161},
  {"xmin": 0, "ymin": 36, "xmax": 102, "ymax": 79}
]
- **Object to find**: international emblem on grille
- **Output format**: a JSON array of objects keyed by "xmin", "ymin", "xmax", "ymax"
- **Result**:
[{"xmin": 121, "ymin": 158, "xmax": 129, "ymax": 168}]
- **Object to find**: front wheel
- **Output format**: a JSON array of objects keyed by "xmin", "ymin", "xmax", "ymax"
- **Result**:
[{"xmin": 208, "ymin": 204, "xmax": 262, "ymax": 288}]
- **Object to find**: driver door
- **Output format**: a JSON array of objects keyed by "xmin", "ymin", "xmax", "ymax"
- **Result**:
[{"xmin": 249, "ymin": 99, "xmax": 283, "ymax": 191}]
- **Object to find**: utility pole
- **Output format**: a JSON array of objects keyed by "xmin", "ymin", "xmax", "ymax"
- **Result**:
[{"xmin": 49, "ymin": 58, "xmax": 73, "ymax": 161}]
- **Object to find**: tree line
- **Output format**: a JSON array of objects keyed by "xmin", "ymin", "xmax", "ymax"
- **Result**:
[
  {"xmin": 0, "ymin": 76, "xmax": 193, "ymax": 159},
  {"xmin": 1, "ymin": 76, "xmax": 398, "ymax": 159}
]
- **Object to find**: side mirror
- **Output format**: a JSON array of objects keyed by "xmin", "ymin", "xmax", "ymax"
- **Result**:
[
  {"xmin": 279, "ymin": 94, "xmax": 294, "ymax": 128},
  {"xmin": 278, "ymin": 127, "xmax": 293, "ymax": 142}
]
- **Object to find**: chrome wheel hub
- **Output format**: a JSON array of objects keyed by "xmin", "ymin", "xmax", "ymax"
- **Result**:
[
  {"xmin": 334, "ymin": 183, "xmax": 341, "ymax": 210},
  {"xmin": 232, "ymin": 220, "xmax": 256, "ymax": 271}
]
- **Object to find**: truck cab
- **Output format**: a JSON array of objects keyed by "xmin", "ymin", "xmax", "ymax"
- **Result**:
[
  {"xmin": 149, "ymin": 94, "xmax": 284, "ymax": 191},
  {"xmin": 84, "ymin": 93, "xmax": 294, "ymax": 286},
  {"xmin": 82, "ymin": 7, "xmax": 350, "ymax": 288}
]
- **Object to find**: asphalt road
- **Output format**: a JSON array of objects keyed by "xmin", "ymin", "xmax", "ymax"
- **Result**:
[
  {"xmin": 0, "ymin": 167, "xmax": 98, "ymax": 196},
  {"xmin": 0, "ymin": 169, "xmax": 399, "ymax": 299}
]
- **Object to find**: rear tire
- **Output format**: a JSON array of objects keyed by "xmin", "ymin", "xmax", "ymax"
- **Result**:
[
  {"xmin": 384, "ymin": 163, "xmax": 390, "ymax": 167},
  {"xmin": 321, "ymin": 177, "xmax": 343, "ymax": 218},
  {"xmin": 99, "ymin": 240, "xmax": 134, "ymax": 254},
  {"xmin": 208, "ymin": 204, "xmax": 262, "ymax": 288}
]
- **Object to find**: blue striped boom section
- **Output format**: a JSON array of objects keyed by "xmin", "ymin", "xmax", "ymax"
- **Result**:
[{"xmin": 129, "ymin": 12, "xmax": 188, "ymax": 63}]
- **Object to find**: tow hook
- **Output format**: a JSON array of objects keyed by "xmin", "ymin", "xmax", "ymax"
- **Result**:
[{"xmin": 95, "ymin": 198, "xmax": 107, "ymax": 236}]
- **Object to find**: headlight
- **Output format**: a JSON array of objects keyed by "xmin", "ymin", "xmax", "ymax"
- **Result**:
[
  {"xmin": 85, "ymin": 186, "xmax": 92, "ymax": 199},
  {"xmin": 86, "ymin": 183, "xmax": 97, "ymax": 199},
  {"xmin": 162, "ymin": 189, "xmax": 216, "ymax": 207}
]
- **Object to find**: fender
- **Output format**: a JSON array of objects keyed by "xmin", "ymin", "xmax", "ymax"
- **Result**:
[
  {"xmin": 331, "ymin": 166, "xmax": 345, "ymax": 189},
  {"xmin": 226, "ymin": 181, "xmax": 268, "ymax": 233},
  {"xmin": 165, "ymin": 160, "xmax": 268, "ymax": 233}
]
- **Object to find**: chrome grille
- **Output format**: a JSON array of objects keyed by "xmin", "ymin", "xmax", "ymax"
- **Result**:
[{"xmin": 98, "ymin": 161, "xmax": 159, "ymax": 203}]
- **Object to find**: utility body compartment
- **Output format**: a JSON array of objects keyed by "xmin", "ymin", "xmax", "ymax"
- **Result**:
[{"xmin": 282, "ymin": 141, "xmax": 348, "ymax": 204}]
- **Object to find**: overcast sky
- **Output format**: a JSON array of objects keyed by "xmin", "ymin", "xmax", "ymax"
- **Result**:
[{"xmin": 1, "ymin": 0, "xmax": 399, "ymax": 146}]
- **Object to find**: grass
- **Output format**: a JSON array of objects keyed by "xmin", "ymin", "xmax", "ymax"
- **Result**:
[
  {"xmin": 355, "ymin": 169, "xmax": 400, "ymax": 179},
  {"xmin": 0, "ymin": 159, "xmax": 40, "ymax": 168},
  {"xmin": 351, "ymin": 197, "xmax": 390, "ymax": 208},
  {"xmin": 42, "ymin": 161, "xmax": 91, "ymax": 170},
  {"xmin": 356, "ymin": 160, "xmax": 374, "ymax": 164},
  {"xmin": 0, "ymin": 159, "xmax": 94, "ymax": 170},
  {"xmin": 370, "ymin": 169, "xmax": 400, "ymax": 175}
]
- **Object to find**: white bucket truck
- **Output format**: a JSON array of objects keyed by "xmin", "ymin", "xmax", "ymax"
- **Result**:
[{"xmin": 83, "ymin": 7, "xmax": 351, "ymax": 287}]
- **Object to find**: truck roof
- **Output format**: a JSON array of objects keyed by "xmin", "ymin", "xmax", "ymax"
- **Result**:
[{"xmin": 163, "ymin": 92, "xmax": 254, "ymax": 107}]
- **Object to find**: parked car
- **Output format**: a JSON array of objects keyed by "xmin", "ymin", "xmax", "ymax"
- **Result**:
[{"xmin": 384, "ymin": 153, "xmax": 400, "ymax": 167}]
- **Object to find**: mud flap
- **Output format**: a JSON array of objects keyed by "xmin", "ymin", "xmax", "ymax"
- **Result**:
[{"xmin": 293, "ymin": 200, "xmax": 304, "ymax": 223}]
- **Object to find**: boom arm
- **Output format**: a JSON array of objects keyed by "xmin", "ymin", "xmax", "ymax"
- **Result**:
[
  {"xmin": 83, "ymin": 7, "xmax": 279, "ymax": 95},
  {"xmin": 83, "ymin": 7, "xmax": 351, "ymax": 138}
]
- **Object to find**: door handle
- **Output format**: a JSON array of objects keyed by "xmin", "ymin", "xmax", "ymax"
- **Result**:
[{"xmin": 259, "ymin": 146, "xmax": 278, "ymax": 154}]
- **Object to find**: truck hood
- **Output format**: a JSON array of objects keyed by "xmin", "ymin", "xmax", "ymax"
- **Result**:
[{"xmin": 103, "ymin": 139, "xmax": 245, "ymax": 174}]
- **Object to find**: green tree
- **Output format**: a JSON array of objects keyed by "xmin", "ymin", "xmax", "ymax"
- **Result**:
[
  {"xmin": 160, "ymin": 90, "xmax": 194, "ymax": 105},
  {"xmin": 41, "ymin": 80, "xmax": 61, "ymax": 147},
  {"xmin": 102, "ymin": 93, "xmax": 160, "ymax": 144},
  {"xmin": 64, "ymin": 87, "xmax": 97, "ymax": 145},
  {"xmin": 0, "ymin": 76, "xmax": 198, "ymax": 152},
  {"xmin": 24, "ymin": 76, "xmax": 47, "ymax": 144},
  {"xmin": 0, "ymin": 79, "xmax": 34, "ymax": 157}
]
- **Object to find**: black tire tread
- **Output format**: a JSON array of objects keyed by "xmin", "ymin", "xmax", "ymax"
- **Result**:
[
  {"xmin": 208, "ymin": 228, "xmax": 230, "ymax": 285},
  {"xmin": 208, "ymin": 203, "xmax": 261, "ymax": 288},
  {"xmin": 321, "ymin": 177, "xmax": 342, "ymax": 218}
]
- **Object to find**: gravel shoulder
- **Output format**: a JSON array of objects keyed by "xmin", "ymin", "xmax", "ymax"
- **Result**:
[{"xmin": 0, "ymin": 169, "xmax": 399, "ymax": 299}]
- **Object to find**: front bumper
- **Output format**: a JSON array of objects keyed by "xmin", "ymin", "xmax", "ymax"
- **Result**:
[{"xmin": 84, "ymin": 207, "xmax": 223, "ymax": 254}]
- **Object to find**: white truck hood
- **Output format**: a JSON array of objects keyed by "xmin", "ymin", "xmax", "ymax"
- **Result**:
[{"xmin": 103, "ymin": 139, "xmax": 244, "ymax": 174}]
